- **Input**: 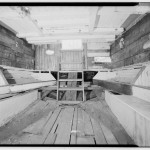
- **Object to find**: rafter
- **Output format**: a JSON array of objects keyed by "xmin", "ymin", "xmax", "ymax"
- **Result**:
[
  {"xmin": 89, "ymin": 7, "xmax": 101, "ymax": 32},
  {"xmin": 26, "ymin": 34, "xmax": 115, "ymax": 44},
  {"xmin": 87, "ymin": 52, "xmax": 110, "ymax": 57}
]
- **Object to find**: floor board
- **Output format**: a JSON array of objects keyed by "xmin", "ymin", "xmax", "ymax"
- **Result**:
[
  {"xmin": 100, "ymin": 121, "xmax": 118, "ymax": 144},
  {"xmin": 70, "ymin": 107, "xmax": 77, "ymax": 144},
  {"xmin": 91, "ymin": 117, "xmax": 107, "ymax": 144},
  {"xmin": 55, "ymin": 107, "xmax": 74, "ymax": 144},
  {"xmin": 0, "ymin": 98, "xmax": 135, "ymax": 145}
]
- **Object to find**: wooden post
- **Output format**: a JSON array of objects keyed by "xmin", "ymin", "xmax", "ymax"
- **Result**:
[
  {"xmin": 83, "ymin": 42, "xmax": 88, "ymax": 70},
  {"xmin": 65, "ymin": 72, "xmax": 77, "ymax": 101}
]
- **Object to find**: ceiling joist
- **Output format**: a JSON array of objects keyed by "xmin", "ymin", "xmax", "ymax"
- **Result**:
[
  {"xmin": 26, "ymin": 34, "xmax": 115, "ymax": 44},
  {"xmin": 17, "ymin": 27, "xmax": 123, "ymax": 38},
  {"xmin": 98, "ymin": 6, "xmax": 150, "ymax": 15},
  {"xmin": 1, "ymin": 6, "xmax": 148, "ymax": 45},
  {"xmin": 89, "ymin": 7, "xmax": 101, "ymax": 32},
  {"xmin": 87, "ymin": 52, "xmax": 110, "ymax": 57}
]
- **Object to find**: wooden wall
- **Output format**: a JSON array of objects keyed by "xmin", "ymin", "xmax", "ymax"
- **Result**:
[
  {"xmin": 110, "ymin": 14, "xmax": 150, "ymax": 68},
  {"xmin": 35, "ymin": 41, "xmax": 111, "ymax": 71},
  {"xmin": 0, "ymin": 24, "xmax": 35, "ymax": 69},
  {"xmin": 35, "ymin": 43, "xmax": 60, "ymax": 71},
  {"xmin": 60, "ymin": 51, "xmax": 83, "ymax": 70},
  {"xmin": 86, "ymin": 42, "xmax": 111, "ymax": 69}
]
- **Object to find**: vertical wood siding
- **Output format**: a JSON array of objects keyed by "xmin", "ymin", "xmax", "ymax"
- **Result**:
[
  {"xmin": 35, "ymin": 43, "xmax": 59, "ymax": 71},
  {"xmin": 60, "ymin": 51, "xmax": 83, "ymax": 70}
]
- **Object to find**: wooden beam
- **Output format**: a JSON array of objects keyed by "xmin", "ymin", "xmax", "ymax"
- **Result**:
[
  {"xmin": 0, "ymin": 69, "xmax": 9, "ymax": 86},
  {"xmin": 17, "ymin": 33, "xmax": 41, "ymax": 38},
  {"xmin": 0, "ymin": 86, "xmax": 10, "ymax": 95},
  {"xmin": 87, "ymin": 42, "xmax": 110, "ymax": 50},
  {"xmin": 93, "ymin": 27, "xmax": 124, "ymax": 34},
  {"xmin": 83, "ymin": 42, "xmax": 88, "ymax": 69},
  {"xmin": 89, "ymin": 7, "xmax": 101, "ymax": 32},
  {"xmin": 87, "ymin": 50, "xmax": 109, "ymax": 53},
  {"xmin": 105, "ymin": 90, "xmax": 150, "ymax": 146},
  {"xmin": 10, "ymin": 81, "xmax": 56, "ymax": 93},
  {"xmin": 98, "ymin": 6, "xmax": 150, "ymax": 15},
  {"xmin": 29, "ymin": 38, "xmax": 115, "ymax": 45},
  {"xmin": 0, "ymin": 21, "xmax": 17, "ymax": 34},
  {"xmin": 87, "ymin": 52, "xmax": 110, "ymax": 57},
  {"xmin": 93, "ymin": 79, "xmax": 132, "ymax": 95},
  {"xmin": 27, "ymin": 34, "xmax": 115, "ymax": 41},
  {"xmin": 0, "ymin": 81, "xmax": 56, "ymax": 95}
]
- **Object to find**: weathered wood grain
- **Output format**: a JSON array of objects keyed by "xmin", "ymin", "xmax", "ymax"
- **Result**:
[
  {"xmin": 91, "ymin": 117, "xmax": 107, "ymax": 144},
  {"xmin": 93, "ymin": 79, "xmax": 132, "ymax": 95},
  {"xmin": 70, "ymin": 108, "xmax": 78, "ymax": 144},
  {"xmin": 55, "ymin": 107, "xmax": 74, "ymax": 144},
  {"xmin": 111, "ymin": 14, "xmax": 150, "ymax": 69}
]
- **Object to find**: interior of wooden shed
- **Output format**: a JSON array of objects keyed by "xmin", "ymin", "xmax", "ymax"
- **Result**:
[{"xmin": 0, "ymin": 3, "xmax": 150, "ymax": 146}]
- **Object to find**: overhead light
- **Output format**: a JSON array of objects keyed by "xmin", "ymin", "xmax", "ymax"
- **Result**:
[
  {"xmin": 46, "ymin": 50, "xmax": 54, "ymax": 55},
  {"xmin": 143, "ymin": 35, "xmax": 150, "ymax": 49}
]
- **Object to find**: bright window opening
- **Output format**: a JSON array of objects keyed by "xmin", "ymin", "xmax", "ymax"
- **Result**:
[{"xmin": 61, "ymin": 40, "xmax": 83, "ymax": 50}]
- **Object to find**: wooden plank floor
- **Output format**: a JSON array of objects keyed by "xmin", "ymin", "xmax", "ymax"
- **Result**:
[{"xmin": 0, "ymin": 99, "xmax": 136, "ymax": 145}]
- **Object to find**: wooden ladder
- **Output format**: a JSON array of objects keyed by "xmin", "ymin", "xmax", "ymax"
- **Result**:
[{"xmin": 56, "ymin": 50, "xmax": 85, "ymax": 102}]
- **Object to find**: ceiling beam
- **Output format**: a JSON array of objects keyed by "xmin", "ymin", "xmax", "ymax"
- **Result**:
[
  {"xmin": 85, "ymin": 39, "xmax": 114, "ymax": 43},
  {"xmin": 28, "ymin": 40, "xmax": 57, "ymax": 45},
  {"xmin": 87, "ymin": 42, "xmax": 110, "ymax": 50},
  {"xmin": 87, "ymin": 52, "xmax": 110, "ymax": 57},
  {"xmin": 89, "ymin": 7, "xmax": 101, "ymax": 32},
  {"xmin": 26, "ymin": 34, "xmax": 115, "ymax": 42},
  {"xmin": 88, "ymin": 50, "xmax": 110, "ymax": 53},
  {"xmin": 98, "ymin": 6, "xmax": 150, "ymax": 15},
  {"xmin": 28, "ymin": 39, "xmax": 115, "ymax": 45},
  {"xmin": 17, "ymin": 27, "xmax": 123, "ymax": 38},
  {"xmin": 37, "ymin": 18, "xmax": 89, "ymax": 27},
  {"xmin": 17, "ymin": 33, "xmax": 41, "ymax": 38},
  {"xmin": 94, "ymin": 27, "xmax": 124, "ymax": 34}
]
